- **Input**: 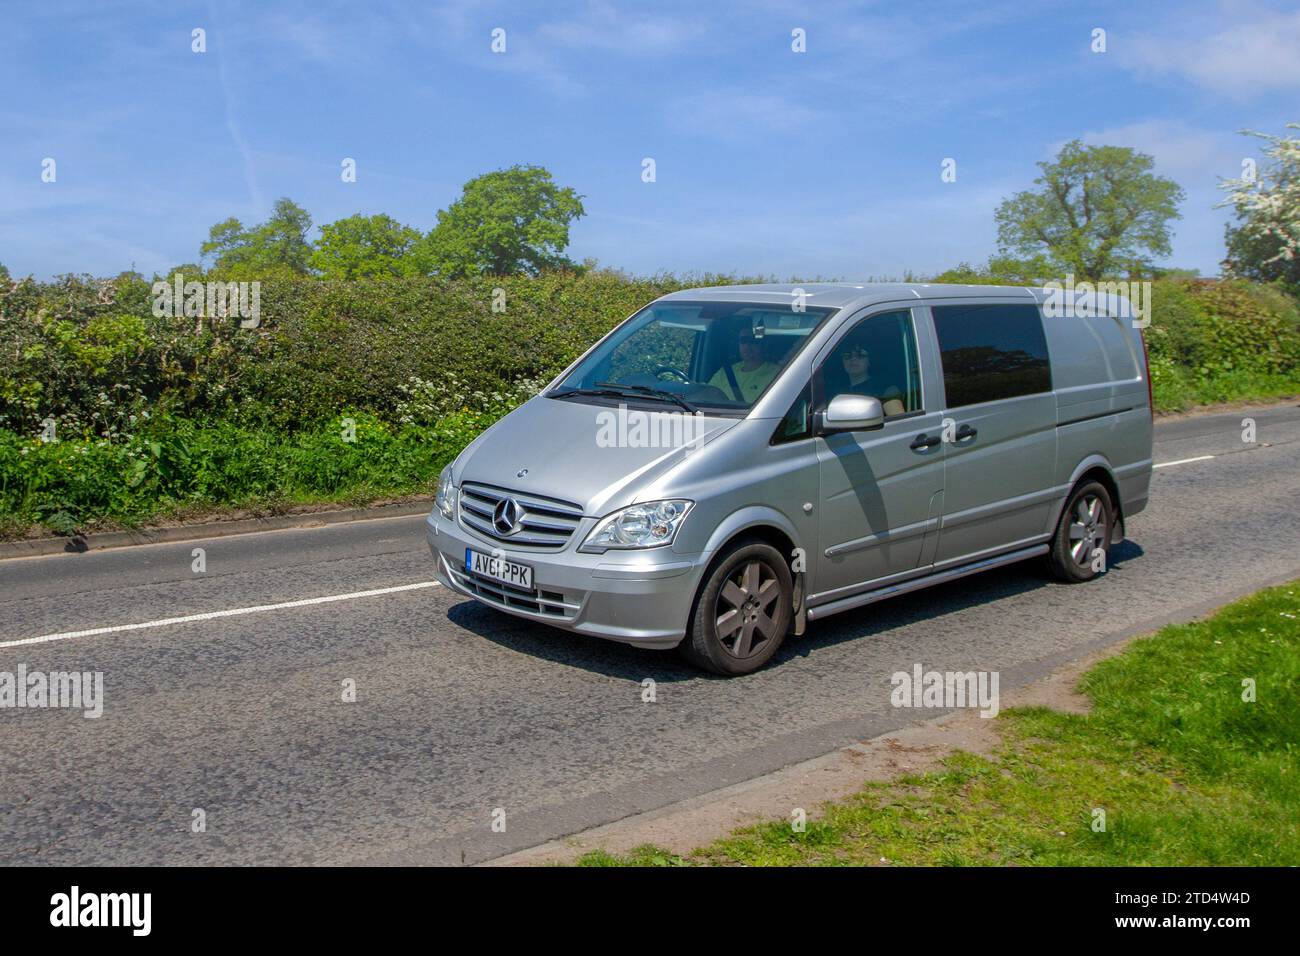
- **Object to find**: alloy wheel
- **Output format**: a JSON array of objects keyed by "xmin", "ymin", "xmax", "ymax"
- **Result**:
[
  {"xmin": 1068, "ymin": 493, "xmax": 1107, "ymax": 567},
  {"xmin": 714, "ymin": 559, "xmax": 782, "ymax": 659}
]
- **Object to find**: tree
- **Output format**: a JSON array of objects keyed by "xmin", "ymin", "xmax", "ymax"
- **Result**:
[
  {"xmin": 1219, "ymin": 123, "xmax": 1300, "ymax": 292},
  {"xmin": 413, "ymin": 165, "xmax": 585, "ymax": 277},
  {"xmin": 200, "ymin": 197, "xmax": 313, "ymax": 278},
  {"xmin": 932, "ymin": 254, "xmax": 1056, "ymax": 285},
  {"xmin": 159, "ymin": 263, "xmax": 205, "ymax": 282},
  {"xmin": 994, "ymin": 141, "xmax": 1184, "ymax": 279},
  {"xmin": 311, "ymin": 213, "xmax": 422, "ymax": 279}
]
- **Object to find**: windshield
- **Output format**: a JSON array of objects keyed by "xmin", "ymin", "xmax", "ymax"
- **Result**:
[{"xmin": 550, "ymin": 300, "xmax": 836, "ymax": 413}]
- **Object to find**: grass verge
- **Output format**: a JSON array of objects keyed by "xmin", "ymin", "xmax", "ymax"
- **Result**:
[
  {"xmin": 1150, "ymin": 364, "xmax": 1300, "ymax": 413},
  {"xmin": 576, "ymin": 580, "xmax": 1300, "ymax": 866},
  {"xmin": 0, "ymin": 410, "xmax": 492, "ymax": 539},
  {"xmin": 5, "ymin": 388, "xmax": 1297, "ymax": 542}
]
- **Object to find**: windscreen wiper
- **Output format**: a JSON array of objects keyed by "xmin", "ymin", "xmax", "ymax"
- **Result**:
[
  {"xmin": 593, "ymin": 382, "xmax": 698, "ymax": 414},
  {"xmin": 554, "ymin": 384, "xmax": 699, "ymax": 414},
  {"xmin": 552, "ymin": 386, "xmax": 640, "ymax": 402}
]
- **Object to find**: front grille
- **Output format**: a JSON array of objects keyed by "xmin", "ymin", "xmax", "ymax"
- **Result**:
[
  {"xmin": 458, "ymin": 482, "xmax": 585, "ymax": 549},
  {"xmin": 448, "ymin": 562, "xmax": 582, "ymax": 620}
]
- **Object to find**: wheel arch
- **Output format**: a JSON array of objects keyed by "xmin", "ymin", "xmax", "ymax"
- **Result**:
[
  {"xmin": 693, "ymin": 507, "xmax": 805, "ymax": 636},
  {"xmin": 700, "ymin": 506, "xmax": 802, "ymax": 565},
  {"xmin": 1056, "ymin": 456, "xmax": 1125, "ymax": 543}
]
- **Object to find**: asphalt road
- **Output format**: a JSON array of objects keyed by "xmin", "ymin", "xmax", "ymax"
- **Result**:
[{"xmin": 2, "ymin": 403, "xmax": 1298, "ymax": 865}]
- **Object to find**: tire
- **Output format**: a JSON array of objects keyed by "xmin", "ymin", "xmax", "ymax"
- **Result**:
[
  {"xmin": 1046, "ymin": 480, "xmax": 1114, "ymax": 582},
  {"xmin": 679, "ymin": 541, "xmax": 793, "ymax": 676}
]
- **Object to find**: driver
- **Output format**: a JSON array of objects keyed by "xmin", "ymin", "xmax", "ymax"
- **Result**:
[{"xmin": 707, "ymin": 327, "xmax": 779, "ymax": 403}]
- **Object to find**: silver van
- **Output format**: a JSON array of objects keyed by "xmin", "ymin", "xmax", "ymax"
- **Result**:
[{"xmin": 427, "ymin": 283, "xmax": 1153, "ymax": 674}]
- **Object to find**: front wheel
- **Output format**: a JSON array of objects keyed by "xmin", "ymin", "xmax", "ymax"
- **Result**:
[
  {"xmin": 679, "ymin": 541, "xmax": 793, "ymax": 676},
  {"xmin": 1046, "ymin": 480, "xmax": 1114, "ymax": 582}
]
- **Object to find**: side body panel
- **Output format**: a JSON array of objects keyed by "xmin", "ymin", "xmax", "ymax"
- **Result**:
[
  {"xmin": 806, "ymin": 305, "xmax": 947, "ymax": 607},
  {"xmin": 1042, "ymin": 300, "xmax": 1154, "ymax": 531},
  {"xmin": 922, "ymin": 300, "xmax": 1058, "ymax": 566}
]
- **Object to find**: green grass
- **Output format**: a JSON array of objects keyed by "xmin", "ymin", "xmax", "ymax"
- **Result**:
[
  {"xmin": 1150, "ymin": 362, "xmax": 1300, "ymax": 413},
  {"xmin": 576, "ymin": 581, "xmax": 1300, "ymax": 866},
  {"xmin": 2, "ymin": 355, "xmax": 1296, "ymax": 540},
  {"xmin": 6, "ymin": 379, "xmax": 1297, "ymax": 540},
  {"xmin": 0, "ymin": 409, "xmax": 494, "ymax": 538}
]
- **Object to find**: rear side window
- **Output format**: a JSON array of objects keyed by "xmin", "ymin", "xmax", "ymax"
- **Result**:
[{"xmin": 932, "ymin": 304, "xmax": 1051, "ymax": 408}]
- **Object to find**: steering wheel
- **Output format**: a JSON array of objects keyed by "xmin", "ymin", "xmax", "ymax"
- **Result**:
[{"xmin": 653, "ymin": 365, "xmax": 690, "ymax": 383}]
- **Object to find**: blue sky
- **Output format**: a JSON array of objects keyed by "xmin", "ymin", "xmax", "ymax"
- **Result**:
[{"xmin": 2, "ymin": 0, "xmax": 1298, "ymax": 280}]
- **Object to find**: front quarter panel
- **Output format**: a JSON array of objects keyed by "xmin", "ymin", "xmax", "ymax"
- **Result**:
[{"xmin": 637, "ymin": 420, "xmax": 819, "ymax": 568}]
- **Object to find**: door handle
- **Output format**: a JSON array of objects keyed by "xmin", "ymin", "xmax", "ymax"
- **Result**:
[
  {"xmin": 955, "ymin": 424, "xmax": 978, "ymax": 441},
  {"xmin": 910, "ymin": 433, "xmax": 941, "ymax": 451}
]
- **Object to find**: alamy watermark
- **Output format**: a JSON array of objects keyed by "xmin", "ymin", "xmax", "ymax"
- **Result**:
[
  {"xmin": 50, "ymin": 886, "xmax": 150, "ymax": 936},
  {"xmin": 596, "ymin": 403, "xmax": 706, "ymax": 453},
  {"xmin": 1043, "ymin": 274, "xmax": 1151, "ymax": 329},
  {"xmin": 890, "ymin": 663, "xmax": 999, "ymax": 718},
  {"xmin": 151, "ymin": 274, "xmax": 261, "ymax": 328},
  {"xmin": 1, "ymin": 665, "xmax": 104, "ymax": 718}
]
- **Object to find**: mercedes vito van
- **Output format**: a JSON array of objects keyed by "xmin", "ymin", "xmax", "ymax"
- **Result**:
[{"xmin": 427, "ymin": 283, "xmax": 1153, "ymax": 674}]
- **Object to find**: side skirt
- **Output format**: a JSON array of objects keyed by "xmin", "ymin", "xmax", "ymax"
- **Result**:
[{"xmin": 805, "ymin": 544, "xmax": 1050, "ymax": 622}]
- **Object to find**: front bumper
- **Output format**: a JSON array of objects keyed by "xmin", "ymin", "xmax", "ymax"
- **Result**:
[{"xmin": 426, "ymin": 512, "xmax": 704, "ymax": 649}]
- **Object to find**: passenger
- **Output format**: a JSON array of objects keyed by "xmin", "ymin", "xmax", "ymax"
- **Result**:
[
  {"xmin": 835, "ymin": 344, "xmax": 906, "ymax": 416},
  {"xmin": 708, "ymin": 327, "xmax": 779, "ymax": 403}
]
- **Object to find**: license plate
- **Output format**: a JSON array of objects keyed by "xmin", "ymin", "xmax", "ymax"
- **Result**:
[{"xmin": 466, "ymin": 549, "xmax": 534, "ymax": 590}]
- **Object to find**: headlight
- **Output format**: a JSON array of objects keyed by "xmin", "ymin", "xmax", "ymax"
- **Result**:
[
  {"xmin": 581, "ymin": 499, "xmax": 693, "ymax": 551},
  {"xmin": 434, "ymin": 465, "xmax": 457, "ymax": 519}
]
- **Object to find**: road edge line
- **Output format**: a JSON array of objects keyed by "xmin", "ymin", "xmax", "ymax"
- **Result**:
[{"xmin": 0, "ymin": 501, "xmax": 435, "ymax": 562}]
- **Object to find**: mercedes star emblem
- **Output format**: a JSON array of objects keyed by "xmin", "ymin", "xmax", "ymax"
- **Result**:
[{"xmin": 492, "ymin": 497, "xmax": 522, "ymax": 535}]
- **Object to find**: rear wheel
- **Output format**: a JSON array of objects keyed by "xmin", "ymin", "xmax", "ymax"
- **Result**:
[
  {"xmin": 679, "ymin": 541, "xmax": 792, "ymax": 676},
  {"xmin": 1046, "ymin": 480, "xmax": 1114, "ymax": 582}
]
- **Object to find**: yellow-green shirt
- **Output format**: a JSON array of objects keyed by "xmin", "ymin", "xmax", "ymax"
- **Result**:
[{"xmin": 708, "ymin": 361, "xmax": 779, "ymax": 403}]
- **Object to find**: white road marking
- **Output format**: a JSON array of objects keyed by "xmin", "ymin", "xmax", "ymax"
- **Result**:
[
  {"xmin": 0, "ymin": 581, "xmax": 442, "ymax": 650},
  {"xmin": 0, "ymin": 447, "xmax": 1232, "ymax": 650},
  {"xmin": 1153, "ymin": 455, "xmax": 1216, "ymax": 469}
]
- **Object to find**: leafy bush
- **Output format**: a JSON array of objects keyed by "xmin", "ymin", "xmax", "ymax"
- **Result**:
[
  {"xmin": 1146, "ymin": 278, "xmax": 1300, "ymax": 377},
  {"xmin": 2, "ymin": 269, "xmax": 1298, "ymax": 535},
  {"xmin": 395, "ymin": 372, "xmax": 545, "ymax": 424},
  {"xmin": 0, "ymin": 411, "xmax": 484, "ymax": 530},
  {"xmin": 0, "ymin": 272, "xmax": 265, "ymax": 436},
  {"xmin": 0, "ymin": 270, "xmax": 715, "ymax": 437}
]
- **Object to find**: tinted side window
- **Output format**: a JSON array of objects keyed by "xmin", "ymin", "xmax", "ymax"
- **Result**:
[
  {"xmin": 932, "ymin": 304, "xmax": 1051, "ymax": 408},
  {"xmin": 814, "ymin": 309, "xmax": 923, "ymax": 419}
]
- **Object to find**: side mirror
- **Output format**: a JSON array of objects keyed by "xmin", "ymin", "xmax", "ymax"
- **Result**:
[{"xmin": 819, "ymin": 393, "xmax": 885, "ymax": 433}]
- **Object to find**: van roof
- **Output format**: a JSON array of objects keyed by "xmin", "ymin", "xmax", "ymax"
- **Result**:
[
  {"xmin": 657, "ymin": 281, "xmax": 1141, "ymax": 320},
  {"xmin": 656, "ymin": 281, "xmax": 1045, "ymax": 311}
]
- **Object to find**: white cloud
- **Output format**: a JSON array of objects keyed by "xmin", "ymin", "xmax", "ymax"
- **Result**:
[
  {"xmin": 537, "ymin": 0, "xmax": 702, "ymax": 53},
  {"xmin": 1062, "ymin": 120, "xmax": 1242, "ymax": 182},
  {"xmin": 669, "ymin": 90, "xmax": 825, "ymax": 138},
  {"xmin": 1128, "ymin": 8, "xmax": 1300, "ymax": 96},
  {"xmin": 260, "ymin": 14, "xmax": 347, "ymax": 64}
]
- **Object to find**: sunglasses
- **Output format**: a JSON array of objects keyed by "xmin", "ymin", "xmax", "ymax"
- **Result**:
[{"xmin": 841, "ymin": 349, "xmax": 869, "ymax": 360}]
